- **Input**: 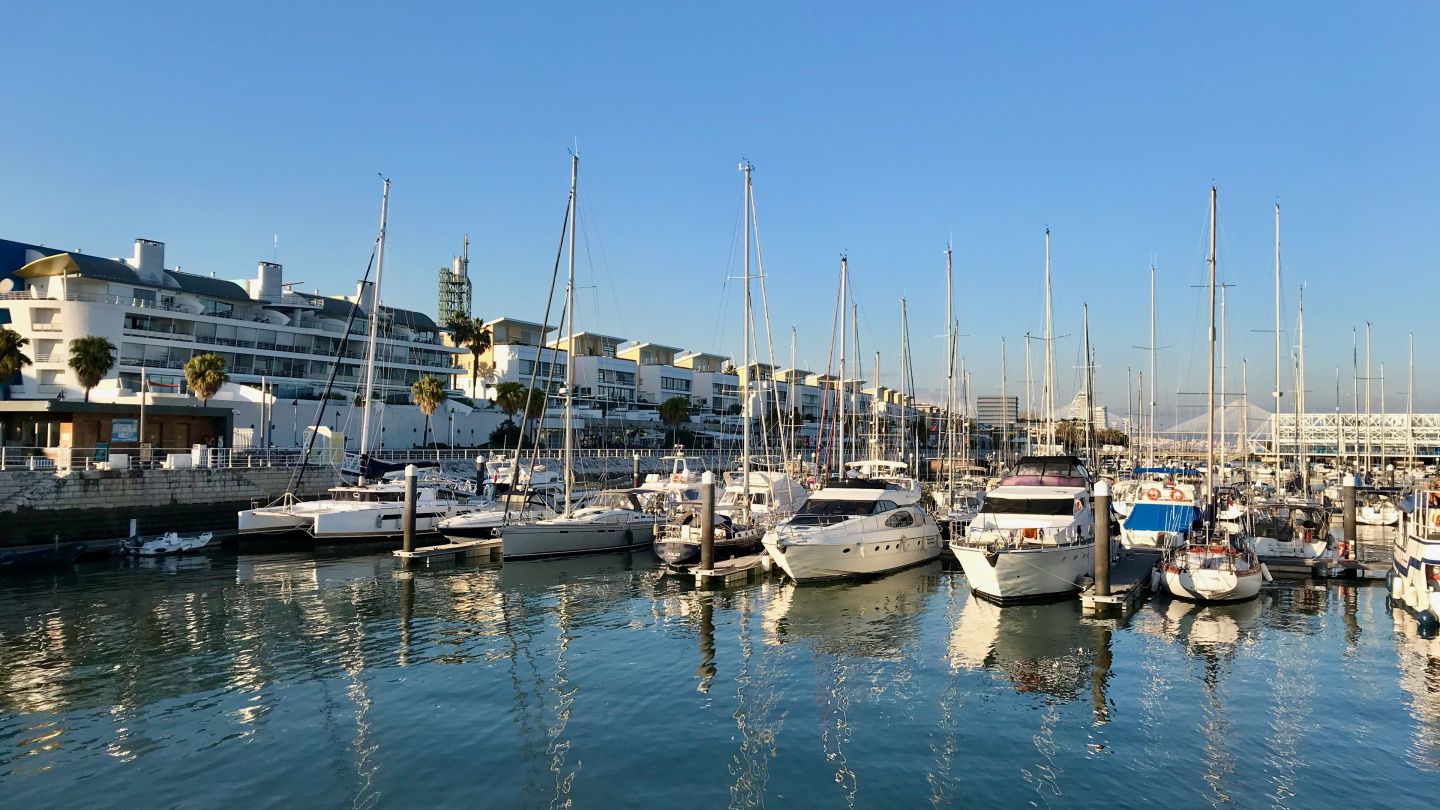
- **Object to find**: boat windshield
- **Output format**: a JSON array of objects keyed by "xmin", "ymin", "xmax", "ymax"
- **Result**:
[
  {"xmin": 788, "ymin": 498, "xmax": 894, "ymax": 526},
  {"xmin": 586, "ymin": 492, "xmax": 637, "ymax": 511},
  {"xmin": 980, "ymin": 496, "xmax": 1076, "ymax": 516}
]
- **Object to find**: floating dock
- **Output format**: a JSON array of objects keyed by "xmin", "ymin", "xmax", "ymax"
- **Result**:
[
  {"xmin": 1259, "ymin": 555, "xmax": 1389, "ymax": 580},
  {"xmin": 693, "ymin": 553, "xmax": 767, "ymax": 588},
  {"xmin": 1081, "ymin": 549, "xmax": 1161, "ymax": 616},
  {"xmin": 393, "ymin": 540, "xmax": 501, "ymax": 564}
]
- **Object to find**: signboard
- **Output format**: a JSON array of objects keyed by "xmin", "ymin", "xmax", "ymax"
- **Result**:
[
  {"xmin": 94, "ymin": 442, "xmax": 109, "ymax": 462},
  {"xmin": 111, "ymin": 418, "xmax": 139, "ymax": 443}
]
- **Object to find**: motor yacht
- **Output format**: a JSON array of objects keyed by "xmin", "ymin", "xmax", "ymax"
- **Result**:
[
  {"xmin": 950, "ymin": 455, "xmax": 1097, "ymax": 603},
  {"xmin": 842, "ymin": 459, "xmax": 923, "ymax": 504},
  {"xmin": 437, "ymin": 485, "xmax": 564, "ymax": 543},
  {"xmin": 1359, "ymin": 492, "xmax": 1401, "ymax": 526},
  {"xmin": 238, "ymin": 476, "xmax": 475, "ymax": 539},
  {"xmin": 762, "ymin": 478, "xmax": 942, "ymax": 582},
  {"xmin": 1246, "ymin": 501, "xmax": 1338, "ymax": 559}
]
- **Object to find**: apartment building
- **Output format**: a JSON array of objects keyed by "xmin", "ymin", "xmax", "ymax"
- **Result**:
[
  {"xmin": 616, "ymin": 342, "xmax": 692, "ymax": 407},
  {"xmin": 676, "ymin": 351, "xmax": 738, "ymax": 417}
]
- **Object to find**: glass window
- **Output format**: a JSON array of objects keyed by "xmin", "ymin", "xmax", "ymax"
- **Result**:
[
  {"xmin": 980, "ymin": 497, "xmax": 1075, "ymax": 516},
  {"xmin": 885, "ymin": 510, "xmax": 915, "ymax": 528}
]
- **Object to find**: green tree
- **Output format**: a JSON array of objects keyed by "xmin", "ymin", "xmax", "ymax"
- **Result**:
[
  {"xmin": 185, "ymin": 353, "xmax": 229, "ymax": 405},
  {"xmin": 492, "ymin": 381, "xmax": 527, "ymax": 423},
  {"xmin": 659, "ymin": 396, "xmax": 690, "ymax": 444},
  {"xmin": 0, "ymin": 328, "xmax": 32, "ymax": 400},
  {"xmin": 67, "ymin": 336, "xmax": 115, "ymax": 402},
  {"xmin": 446, "ymin": 313, "xmax": 492, "ymax": 395},
  {"xmin": 410, "ymin": 375, "xmax": 448, "ymax": 449}
]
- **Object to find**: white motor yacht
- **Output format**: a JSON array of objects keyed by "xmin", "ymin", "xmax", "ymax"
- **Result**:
[
  {"xmin": 239, "ymin": 476, "xmax": 474, "ymax": 539},
  {"xmin": 1392, "ymin": 489, "xmax": 1440, "ymax": 626},
  {"xmin": 637, "ymin": 452, "xmax": 724, "ymax": 511},
  {"xmin": 951, "ymin": 456, "xmax": 1097, "ymax": 603},
  {"xmin": 762, "ymin": 479, "xmax": 942, "ymax": 582},
  {"xmin": 499, "ymin": 489, "xmax": 660, "ymax": 560},
  {"xmin": 1359, "ymin": 492, "xmax": 1401, "ymax": 526},
  {"xmin": 842, "ymin": 459, "xmax": 923, "ymax": 504}
]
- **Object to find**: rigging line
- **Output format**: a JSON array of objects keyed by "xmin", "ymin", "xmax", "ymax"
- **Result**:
[
  {"xmin": 710, "ymin": 190, "xmax": 747, "ymax": 354},
  {"xmin": 750, "ymin": 183, "xmax": 789, "ymax": 463},
  {"xmin": 576, "ymin": 171, "xmax": 629, "ymax": 341},
  {"xmin": 286, "ymin": 240, "xmax": 377, "ymax": 497},
  {"xmin": 504, "ymin": 191, "xmax": 572, "ymax": 519},
  {"xmin": 815, "ymin": 269, "xmax": 844, "ymax": 476}
]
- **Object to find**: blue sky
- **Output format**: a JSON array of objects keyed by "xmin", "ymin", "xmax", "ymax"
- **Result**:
[{"xmin": 3, "ymin": 2, "xmax": 1436, "ymax": 422}]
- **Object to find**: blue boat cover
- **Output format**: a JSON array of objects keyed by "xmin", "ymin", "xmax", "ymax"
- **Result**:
[
  {"xmin": 1124, "ymin": 503, "xmax": 1199, "ymax": 532},
  {"xmin": 1133, "ymin": 467, "xmax": 1201, "ymax": 476}
]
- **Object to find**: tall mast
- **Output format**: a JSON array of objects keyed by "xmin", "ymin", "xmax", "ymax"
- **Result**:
[
  {"xmin": 1044, "ymin": 229, "xmax": 1055, "ymax": 452},
  {"xmin": 1126, "ymin": 367, "xmax": 1133, "ymax": 467},
  {"xmin": 1380, "ymin": 362, "xmax": 1387, "ymax": 471},
  {"xmin": 790, "ymin": 325, "xmax": 798, "ymax": 460},
  {"xmin": 1149, "ymin": 266, "xmax": 1157, "ymax": 466},
  {"xmin": 872, "ymin": 351, "xmax": 881, "ymax": 460},
  {"xmin": 741, "ymin": 161, "xmax": 752, "ymax": 509},
  {"xmin": 1241, "ymin": 359, "xmax": 1249, "ymax": 466},
  {"xmin": 1297, "ymin": 288, "xmax": 1307, "ymax": 495},
  {"xmin": 899, "ymin": 298, "xmax": 909, "ymax": 469},
  {"xmin": 1352, "ymin": 330, "xmax": 1360, "ymax": 470},
  {"xmin": 837, "ymin": 256, "xmax": 848, "ymax": 474},
  {"xmin": 1365, "ymin": 322, "xmax": 1372, "ymax": 474},
  {"xmin": 562, "ymin": 153, "xmax": 578, "ymax": 515},
  {"xmin": 1000, "ymin": 337, "xmax": 1008, "ymax": 468},
  {"xmin": 1206, "ymin": 186, "xmax": 1217, "ymax": 512},
  {"xmin": 945, "ymin": 247, "xmax": 955, "ymax": 491},
  {"xmin": 1025, "ymin": 334, "xmax": 1033, "ymax": 456},
  {"xmin": 1410, "ymin": 333, "xmax": 1416, "ymax": 467},
  {"xmin": 358, "ymin": 177, "xmax": 390, "ymax": 470},
  {"xmin": 1274, "ymin": 203, "xmax": 1282, "ymax": 475},
  {"xmin": 1082, "ymin": 303, "xmax": 1094, "ymax": 467}
]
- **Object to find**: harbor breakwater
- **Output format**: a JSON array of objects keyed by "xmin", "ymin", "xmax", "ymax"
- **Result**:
[{"xmin": 0, "ymin": 466, "xmax": 340, "ymax": 547}]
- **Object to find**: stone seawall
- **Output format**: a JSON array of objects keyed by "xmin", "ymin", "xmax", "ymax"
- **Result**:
[{"xmin": 0, "ymin": 467, "xmax": 340, "ymax": 547}]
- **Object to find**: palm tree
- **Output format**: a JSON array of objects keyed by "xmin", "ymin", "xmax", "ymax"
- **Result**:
[
  {"xmin": 185, "ymin": 353, "xmax": 229, "ymax": 405},
  {"xmin": 492, "ymin": 381, "xmax": 527, "ymax": 423},
  {"xmin": 446, "ymin": 314, "xmax": 492, "ymax": 396},
  {"xmin": 659, "ymin": 396, "xmax": 690, "ymax": 445},
  {"xmin": 67, "ymin": 336, "xmax": 116, "ymax": 402},
  {"xmin": 410, "ymin": 375, "xmax": 448, "ymax": 449},
  {"xmin": 0, "ymin": 328, "xmax": 32, "ymax": 401}
]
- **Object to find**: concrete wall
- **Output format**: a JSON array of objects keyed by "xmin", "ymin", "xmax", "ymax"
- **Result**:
[{"xmin": 0, "ymin": 466, "xmax": 340, "ymax": 546}]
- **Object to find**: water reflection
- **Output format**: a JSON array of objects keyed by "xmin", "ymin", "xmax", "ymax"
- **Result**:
[
  {"xmin": 762, "ymin": 562, "xmax": 941, "ymax": 658},
  {"xmin": 3, "ymin": 548, "xmax": 1440, "ymax": 808}
]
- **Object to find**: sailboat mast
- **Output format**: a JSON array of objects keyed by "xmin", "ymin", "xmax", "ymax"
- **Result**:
[
  {"xmin": 872, "ymin": 352, "xmax": 881, "ymax": 459},
  {"xmin": 1044, "ymin": 229, "xmax": 1055, "ymax": 452},
  {"xmin": 1221, "ymin": 284, "xmax": 1228, "ymax": 471},
  {"xmin": 563, "ymin": 154, "xmax": 578, "ymax": 515},
  {"xmin": 790, "ymin": 325, "xmax": 798, "ymax": 462},
  {"xmin": 1298, "ymin": 288, "xmax": 1307, "ymax": 494},
  {"xmin": 899, "ymin": 298, "xmax": 909, "ymax": 469},
  {"xmin": 945, "ymin": 247, "xmax": 955, "ymax": 492},
  {"xmin": 1082, "ymin": 303, "xmax": 1093, "ymax": 467},
  {"xmin": 358, "ymin": 177, "xmax": 390, "ymax": 476},
  {"xmin": 1025, "ymin": 334, "xmax": 1033, "ymax": 456},
  {"xmin": 1206, "ymin": 186, "xmax": 1217, "ymax": 509},
  {"xmin": 1366, "ymin": 322, "xmax": 1372, "ymax": 474},
  {"xmin": 1410, "ymin": 333, "xmax": 1416, "ymax": 467},
  {"xmin": 838, "ymin": 256, "xmax": 848, "ymax": 474},
  {"xmin": 1274, "ymin": 203, "xmax": 1282, "ymax": 476},
  {"xmin": 1149, "ymin": 266, "xmax": 1156, "ymax": 466},
  {"xmin": 741, "ymin": 161, "xmax": 752, "ymax": 509},
  {"xmin": 1000, "ymin": 337, "xmax": 1008, "ymax": 468},
  {"xmin": 1242, "ymin": 359, "xmax": 1249, "ymax": 466}
]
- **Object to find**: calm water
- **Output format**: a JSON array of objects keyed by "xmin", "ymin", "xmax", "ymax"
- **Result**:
[{"xmin": 2, "ymin": 540, "xmax": 1438, "ymax": 809}]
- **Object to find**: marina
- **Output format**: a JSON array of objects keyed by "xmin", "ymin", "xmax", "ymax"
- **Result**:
[{"xmin": 2, "ymin": 540, "xmax": 1439, "ymax": 808}]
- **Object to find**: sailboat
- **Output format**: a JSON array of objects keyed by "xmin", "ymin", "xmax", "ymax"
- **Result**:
[
  {"xmin": 655, "ymin": 162, "xmax": 806, "ymax": 569},
  {"xmin": 238, "ymin": 179, "xmax": 474, "ymax": 539},
  {"xmin": 763, "ymin": 256, "xmax": 943, "ymax": 582},
  {"xmin": 1159, "ymin": 187, "xmax": 1264, "ymax": 603},
  {"xmin": 499, "ymin": 154, "xmax": 661, "ymax": 560}
]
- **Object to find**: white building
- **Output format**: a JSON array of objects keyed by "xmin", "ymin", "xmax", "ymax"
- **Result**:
[
  {"xmin": 473, "ymin": 316, "xmax": 566, "ymax": 397},
  {"xmin": 547, "ymin": 332, "xmax": 637, "ymax": 409},
  {"xmin": 677, "ymin": 351, "xmax": 739, "ymax": 417},
  {"xmin": 617, "ymin": 342, "xmax": 692, "ymax": 407},
  {"xmin": 0, "ymin": 238, "xmax": 488, "ymax": 449}
]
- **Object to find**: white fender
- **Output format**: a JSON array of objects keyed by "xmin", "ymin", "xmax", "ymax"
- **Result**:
[
  {"xmin": 1418, "ymin": 584, "xmax": 1432, "ymax": 613},
  {"xmin": 1260, "ymin": 563, "xmax": 1273, "ymax": 582},
  {"xmin": 1394, "ymin": 572, "xmax": 1407, "ymax": 600}
]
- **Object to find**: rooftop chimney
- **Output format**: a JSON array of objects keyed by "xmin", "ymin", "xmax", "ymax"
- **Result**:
[{"xmin": 127, "ymin": 239, "xmax": 166, "ymax": 284}]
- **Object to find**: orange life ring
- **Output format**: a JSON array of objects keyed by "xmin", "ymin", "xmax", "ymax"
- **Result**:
[
  {"xmin": 1146, "ymin": 488, "xmax": 1161, "ymax": 501},
  {"xmin": 671, "ymin": 473, "xmax": 685, "ymax": 483},
  {"xmin": 1170, "ymin": 490, "xmax": 1185, "ymax": 502}
]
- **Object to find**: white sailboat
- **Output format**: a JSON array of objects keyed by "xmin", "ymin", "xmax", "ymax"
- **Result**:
[{"xmin": 1160, "ymin": 187, "xmax": 1264, "ymax": 603}]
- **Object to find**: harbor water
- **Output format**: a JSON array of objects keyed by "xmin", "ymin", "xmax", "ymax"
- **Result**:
[{"xmin": 3, "ymin": 535, "xmax": 1439, "ymax": 808}]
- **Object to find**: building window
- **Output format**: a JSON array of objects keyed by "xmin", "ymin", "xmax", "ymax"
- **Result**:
[
  {"xmin": 599, "ymin": 369, "xmax": 636, "ymax": 386},
  {"xmin": 661, "ymin": 377, "xmax": 691, "ymax": 392}
]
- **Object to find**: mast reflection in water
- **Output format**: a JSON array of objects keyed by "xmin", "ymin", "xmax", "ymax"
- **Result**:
[{"xmin": 1, "ymin": 551, "xmax": 1438, "ymax": 807}]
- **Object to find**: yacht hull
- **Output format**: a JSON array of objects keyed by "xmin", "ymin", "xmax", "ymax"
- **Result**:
[
  {"xmin": 237, "ymin": 508, "xmax": 314, "ymax": 534},
  {"xmin": 765, "ymin": 533, "xmax": 941, "ymax": 582},
  {"xmin": 1161, "ymin": 566, "xmax": 1262, "ymax": 602},
  {"xmin": 952, "ymin": 542, "xmax": 1094, "ymax": 602},
  {"xmin": 501, "ymin": 521, "xmax": 657, "ymax": 560}
]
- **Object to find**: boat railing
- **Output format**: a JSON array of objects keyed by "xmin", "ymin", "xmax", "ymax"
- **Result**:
[{"xmin": 1408, "ymin": 489, "xmax": 1440, "ymax": 541}]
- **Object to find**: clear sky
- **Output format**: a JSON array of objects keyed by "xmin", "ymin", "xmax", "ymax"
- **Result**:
[{"xmin": 3, "ymin": 2, "xmax": 1436, "ymax": 423}]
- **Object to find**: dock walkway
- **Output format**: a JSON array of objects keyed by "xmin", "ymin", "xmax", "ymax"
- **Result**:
[{"xmin": 1081, "ymin": 548, "xmax": 1161, "ymax": 616}]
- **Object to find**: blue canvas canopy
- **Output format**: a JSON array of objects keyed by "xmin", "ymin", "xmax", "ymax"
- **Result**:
[
  {"xmin": 1124, "ymin": 503, "xmax": 1199, "ymax": 533},
  {"xmin": 1132, "ymin": 467, "xmax": 1201, "ymax": 476}
]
